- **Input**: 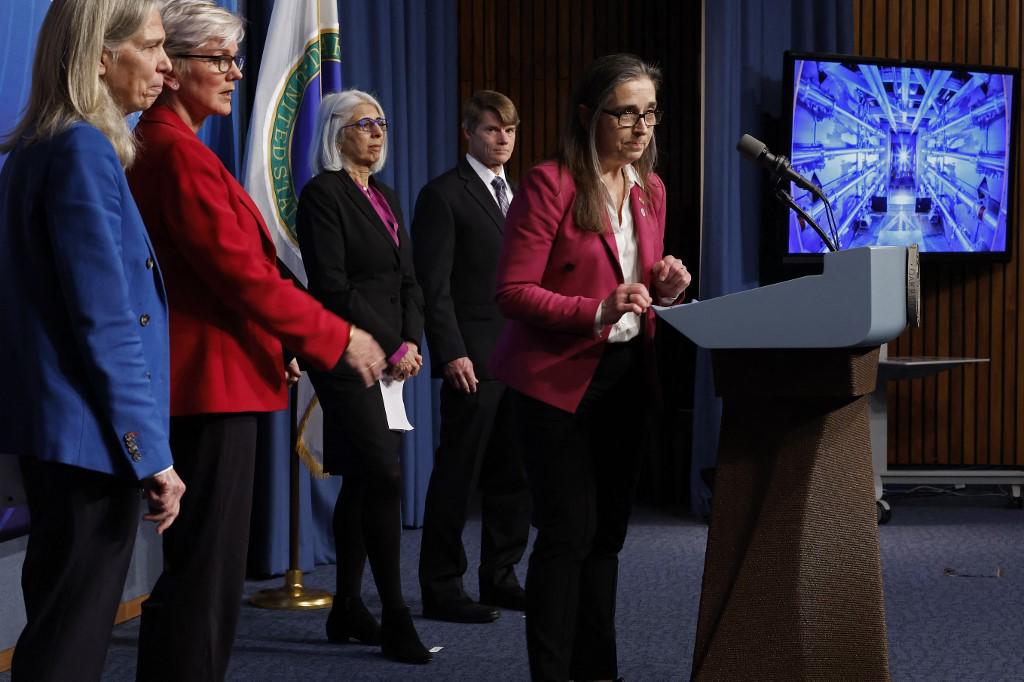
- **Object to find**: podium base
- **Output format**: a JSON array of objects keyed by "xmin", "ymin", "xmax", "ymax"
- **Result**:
[
  {"xmin": 692, "ymin": 347, "xmax": 890, "ymax": 680},
  {"xmin": 250, "ymin": 569, "xmax": 333, "ymax": 610}
]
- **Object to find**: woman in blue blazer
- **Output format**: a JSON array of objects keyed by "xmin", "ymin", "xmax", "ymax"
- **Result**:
[{"xmin": 0, "ymin": 1, "xmax": 185, "ymax": 679}]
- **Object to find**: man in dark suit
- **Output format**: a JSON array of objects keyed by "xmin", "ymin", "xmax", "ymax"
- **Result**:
[{"xmin": 412, "ymin": 90, "xmax": 531, "ymax": 624}]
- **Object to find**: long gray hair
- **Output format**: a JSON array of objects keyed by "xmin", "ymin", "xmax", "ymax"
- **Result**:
[{"xmin": 0, "ymin": 0, "xmax": 160, "ymax": 167}]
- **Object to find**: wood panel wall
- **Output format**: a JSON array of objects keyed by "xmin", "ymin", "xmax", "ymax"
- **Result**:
[
  {"xmin": 457, "ymin": 1, "xmax": 702, "ymax": 257},
  {"xmin": 854, "ymin": 0, "xmax": 1024, "ymax": 467},
  {"xmin": 457, "ymin": 0, "xmax": 703, "ymax": 503}
]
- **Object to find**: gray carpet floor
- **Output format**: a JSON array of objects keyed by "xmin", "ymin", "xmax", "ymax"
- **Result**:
[{"xmin": 3, "ymin": 489, "xmax": 1022, "ymax": 680}]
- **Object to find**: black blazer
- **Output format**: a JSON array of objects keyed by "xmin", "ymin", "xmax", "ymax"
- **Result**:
[
  {"xmin": 297, "ymin": 170, "xmax": 424, "ymax": 373},
  {"xmin": 411, "ymin": 157, "xmax": 509, "ymax": 380}
]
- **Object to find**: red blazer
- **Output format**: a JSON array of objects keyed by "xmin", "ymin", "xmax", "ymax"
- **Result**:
[
  {"xmin": 490, "ymin": 160, "xmax": 667, "ymax": 413},
  {"xmin": 128, "ymin": 105, "xmax": 350, "ymax": 416}
]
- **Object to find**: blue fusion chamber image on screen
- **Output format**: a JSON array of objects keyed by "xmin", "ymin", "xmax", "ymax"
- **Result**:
[{"xmin": 788, "ymin": 58, "xmax": 1014, "ymax": 254}]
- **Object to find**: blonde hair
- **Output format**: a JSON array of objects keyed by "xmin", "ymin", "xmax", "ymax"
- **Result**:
[
  {"xmin": 0, "ymin": 0, "xmax": 158, "ymax": 167},
  {"xmin": 310, "ymin": 90, "xmax": 389, "ymax": 176},
  {"xmin": 462, "ymin": 90, "xmax": 519, "ymax": 131}
]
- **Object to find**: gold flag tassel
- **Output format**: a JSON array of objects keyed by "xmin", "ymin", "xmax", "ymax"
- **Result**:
[{"xmin": 295, "ymin": 393, "xmax": 330, "ymax": 479}]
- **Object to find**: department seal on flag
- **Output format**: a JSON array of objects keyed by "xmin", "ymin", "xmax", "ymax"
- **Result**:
[
  {"xmin": 243, "ymin": 1, "xmax": 343, "ymax": 477},
  {"xmin": 244, "ymin": 0, "xmax": 341, "ymax": 287},
  {"xmin": 267, "ymin": 30, "xmax": 341, "ymax": 244}
]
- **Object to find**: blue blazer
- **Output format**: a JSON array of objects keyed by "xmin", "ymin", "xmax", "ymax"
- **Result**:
[{"xmin": 0, "ymin": 123, "xmax": 173, "ymax": 480}]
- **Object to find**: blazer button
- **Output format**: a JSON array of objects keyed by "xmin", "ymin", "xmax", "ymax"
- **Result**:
[
  {"xmin": 140, "ymin": 313, "xmax": 150, "ymax": 326},
  {"xmin": 146, "ymin": 257, "xmax": 155, "ymax": 269},
  {"xmin": 390, "ymin": 296, "xmax": 397, "ymax": 304}
]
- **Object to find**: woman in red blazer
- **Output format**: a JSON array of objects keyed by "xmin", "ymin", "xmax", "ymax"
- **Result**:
[
  {"xmin": 490, "ymin": 54, "xmax": 692, "ymax": 681},
  {"xmin": 125, "ymin": 2, "xmax": 384, "ymax": 680}
]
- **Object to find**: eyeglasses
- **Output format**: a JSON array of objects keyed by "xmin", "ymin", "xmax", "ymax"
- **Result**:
[
  {"xmin": 174, "ymin": 54, "xmax": 245, "ymax": 74},
  {"xmin": 341, "ymin": 117, "xmax": 389, "ymax": 133},
  {"xmin": 601, "ymin": 108, "xmax": 663, "ymax": 128}
]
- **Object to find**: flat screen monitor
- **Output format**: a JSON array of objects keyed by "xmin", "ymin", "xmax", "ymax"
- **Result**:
[{"xmin": 782, "ymin": 52, "xmax": 1019, "ymax": 261}]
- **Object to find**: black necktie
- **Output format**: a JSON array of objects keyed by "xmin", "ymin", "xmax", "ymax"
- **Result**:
[{"xmin": 491, "ymin": 176, "xmax": 509, "ymax": 216}]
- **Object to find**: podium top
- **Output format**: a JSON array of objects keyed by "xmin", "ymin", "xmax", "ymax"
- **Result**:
[{"xmin": 655, "ymin": 247, "xmax": 909, "ymax": 349}]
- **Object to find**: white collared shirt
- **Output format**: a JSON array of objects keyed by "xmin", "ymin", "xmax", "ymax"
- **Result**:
[
  {"xmin": 595, "ymin": 165, "xmax": 643, "ymax": 343},
  {"xmin": 466, "ymin": 153, "xmax": 513, "ymax": 208}
]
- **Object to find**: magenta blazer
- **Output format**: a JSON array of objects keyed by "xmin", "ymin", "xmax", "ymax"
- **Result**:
[{"xmin": 489, "ymin": 160, "xmax": 668, "ymax": 413}]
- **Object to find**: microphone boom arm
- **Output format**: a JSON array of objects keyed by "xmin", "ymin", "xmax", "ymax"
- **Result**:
[
  {"xmin": 775, "ymin": 185, "xmax": 838, "ymax": 252},
  {"xmin": 736, "ymin": 133, "xmax": 840, "ymax": 253}
]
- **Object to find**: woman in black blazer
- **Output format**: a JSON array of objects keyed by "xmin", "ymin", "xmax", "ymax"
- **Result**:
[{"xmin": 296, "ymin": 89, "xmax": 428, "ymax": 665}]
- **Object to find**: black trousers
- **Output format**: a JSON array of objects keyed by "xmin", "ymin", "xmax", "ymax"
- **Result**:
[
  {"xmin": 13, "ymin": 458, "xmax": 141, "ymax": 682},
  {"xmin": 419, "ymin": 380, "xmax": 531, "ymax": 605},
  {"xmin": 511, "ymin": 339, "xmax": 645, "ymax": 682},
  {"xmin": 136, "ymin": 413, "xmax": 258, "ymax": 682},
  {"xmin": 311, "ymin": 370, "xmax": 407, "ymax": 610}
]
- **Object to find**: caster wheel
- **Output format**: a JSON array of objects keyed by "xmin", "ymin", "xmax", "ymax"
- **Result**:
[{"xmin": 876, "ymin": 500, "xmax": 892, "ymax": 525}]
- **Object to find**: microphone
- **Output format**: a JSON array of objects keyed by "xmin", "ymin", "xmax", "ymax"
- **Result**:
[
  {"xmin": 736, "ymin": 134, "xmax": 820, "ymax": 195},
  {"xmin": 736, "ymin": 133, "xmax": 838, "ymax": 252}
]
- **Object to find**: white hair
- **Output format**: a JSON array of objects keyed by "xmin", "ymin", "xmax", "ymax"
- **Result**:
[
  {"xmin": 160, "ymin": 0, "xmax": 244, "ymax": 75},
  {"xmin": 310, "ymin": 89, "xmax": 388, "ymax": 176}
]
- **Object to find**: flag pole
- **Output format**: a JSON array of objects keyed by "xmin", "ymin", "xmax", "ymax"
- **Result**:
[
  {"xmin": 245, "ymin": 0, "xmax": 340, "ymax": 610},
  {"xmin": 250, "ymin": 383, "xmax": 332, "ymax": 610}
]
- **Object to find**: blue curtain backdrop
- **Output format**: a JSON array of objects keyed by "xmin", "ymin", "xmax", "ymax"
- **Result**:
[
  {"xmin": 0, "ymin": 0, "xmax": 455, "ymax": 569},
  {"xmin": 242, "ymin": 0, "xmax": 459, "ymax": 576},
  {"xmin": 691, "ymin": 0, "xmax": 852, "ymax": 517},
  {"xmin": 339, "ymin": 0, "xmax": 459, "ymax": 530},
  {"xmin": 0, "ymin": 0, "xmax": 50, "ymax": 540}
]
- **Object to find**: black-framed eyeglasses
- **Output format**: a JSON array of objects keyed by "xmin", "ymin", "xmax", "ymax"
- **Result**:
[
  {"xmin": 341, "ymin": 117, "xmax": 389, "ymax": 133},
  {"xmin": 601, "ymin": 108, "xmax": 663, "ymax": 128},
  {"xmin": 174, "ymin": 54, "xmax": 245, "ymax": 74}
]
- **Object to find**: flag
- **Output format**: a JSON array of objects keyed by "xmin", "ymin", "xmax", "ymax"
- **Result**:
[
  {"xmin": 244, "ymin": 0, "xmax": 341, "ymax": 286},
  {"xmin": 244, "ymin": 0, "xmax": 342, "ymax": 476}
]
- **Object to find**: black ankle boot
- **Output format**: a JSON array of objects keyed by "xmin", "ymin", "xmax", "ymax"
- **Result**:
[
  {"xmin": 380, "ymin": 606, "xmax": 432, "ymax": 664},
  {"xmin": 326, "ymin": 596, "xmax": 381, "ymax": 645}
]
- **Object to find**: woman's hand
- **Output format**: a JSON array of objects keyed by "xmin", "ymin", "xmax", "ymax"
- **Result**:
[
  {"xmin": 600, "ymin": 283, "xmax": 652, "ymax": 326},
  {"xmin": 285, "ymin": 358, "xmax": 302, "ymax": 386},
  {"xmin": 406, "ymin": 342, "xmax": 423, "ymax": 375},
  {"xmin": 143, "ymin": 467, "xmax": 186, "ymax": 535},
  {"xmin": 342, "ymin": 326, "xmax": 387, "ymax": 387},
  {"xmin": 389, "ymin": 342, "xmax": 423, "ymax": 381},
  {"xmin": 650, "ymin": 256, "xmax": 691, "ymax": 302}
]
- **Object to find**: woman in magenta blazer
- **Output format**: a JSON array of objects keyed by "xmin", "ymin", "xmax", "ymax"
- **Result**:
[
  {"xmin": 125, "ymin": 2, "xmax": 384, "ymax": 679},
  {"xmin": 490, "ymin": 54, "xmax": 692, "ymax": 681}
]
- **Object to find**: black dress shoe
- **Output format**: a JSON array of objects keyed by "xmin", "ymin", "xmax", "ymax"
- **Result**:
[
  {"xmin": 479, "ymin": 585, "xmax": 527, "ymax": 611},
  {"xmin": 422, "ymin": 598, "xmax": 500, "ymax": 623},
  {"xmin": 326, "ymin": 596, "xmax": 381, "ymax": 645},
  {"xmin": 380, "ymin": 606, "xmax": 432, "ymax": 664}
]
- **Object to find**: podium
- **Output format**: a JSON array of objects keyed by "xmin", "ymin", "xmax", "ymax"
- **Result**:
[{"xmin": 656, "ymin": 247, "xmax": 911, "ymax": 681}]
